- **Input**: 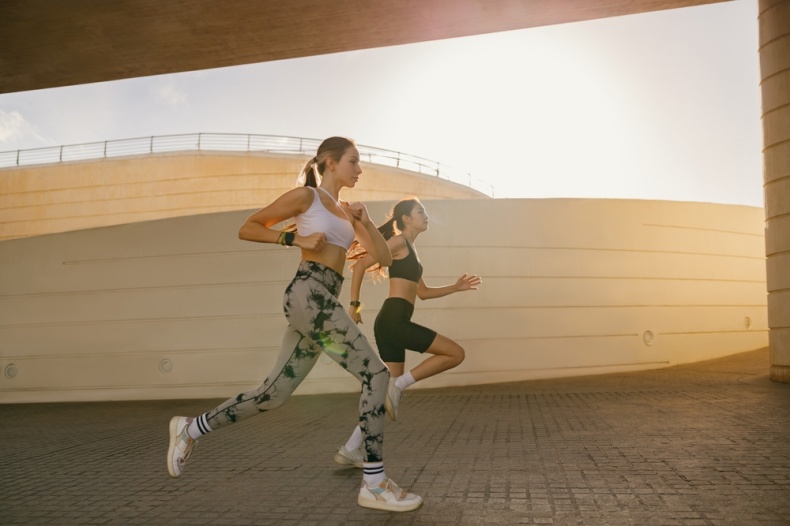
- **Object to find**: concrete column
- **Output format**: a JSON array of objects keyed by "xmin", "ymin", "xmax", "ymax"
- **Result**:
[{"xmin": 760, "ymin": 0, "xmax": 790, "ymax": 383}]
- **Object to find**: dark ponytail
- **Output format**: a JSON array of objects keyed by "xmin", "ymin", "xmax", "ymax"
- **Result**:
[
  {"xmin": 347, "ymin": 197, "xmax": 421, "ymax": 274},
  {"xmin": 377, "ymin": 217, "xmax": 398, "ymax": 240}
]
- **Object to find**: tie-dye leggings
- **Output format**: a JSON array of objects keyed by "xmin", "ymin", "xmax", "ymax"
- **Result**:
[{"xmin": 203, "ymin": 260, "xmax": 389, "ymax": 462}]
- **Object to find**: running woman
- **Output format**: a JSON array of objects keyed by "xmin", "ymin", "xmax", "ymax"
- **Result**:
[
  {"xmin": 334, "ymin": 197, "xmax": 481, "ymax": 467},
  {"xmin": 166, "ymin": 137, "xmax": 422, "ymax": 512}
]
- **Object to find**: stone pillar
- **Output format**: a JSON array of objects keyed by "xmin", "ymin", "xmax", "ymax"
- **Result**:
[{"xmin": 760, "ymin": 0, "xmax": 790, "ymax": 383}]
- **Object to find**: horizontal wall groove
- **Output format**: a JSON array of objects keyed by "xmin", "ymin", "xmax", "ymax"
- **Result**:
[
  {"xmin": 641, "ymin": 223, "xmax": 763, "ymax": 237},
  {"xmin": 765, "ymin": 209, "xmax": 790, "ymax": 221},
  {"xmin": 0, "ymin": 313, "xmax": 279, "ymax": 330},
  {"xmin": 1, "ymin": 277, "xmax": 768, "ymax": 301},
  {"xmin": 760, "ymin": 100, "xmax": 790, "ymax": 118},
  {"xmin": 757, "ymin": 22, "xmax": 790, "ymax": 53},
  {"xmin": 0, "ymin": 345, "xmax": 277, "ymax": 361},
  {"xmin": 464, "ymin": 276, "xmax": 766, "ymax": 283},
  {"xmin": 61, "ymin": 249, "xmax": 275, "ymax": 265},
  {"xmin": 757, "ymin": 1, "xmax": 787, "ymax": 19},
  {"xmin": 439, "ymin": 361, "xmax": 672, "ymax": 373},
  {"xmin": 0, "ymin": 171, "xmax": 290, "ymax": 198},
  {"xmin": 0, "ymin": 203, "xmax": 256, "ymax": 226},
  {"xmin": 55, "ymin": 245, "xmax": 766, "ymax": 266},
  {"xmin": 459, "ymin": 330, "xmax": 766, "ymax": 342},
  {"xmin": 659, "ymin": 329, "xmax": 768, "ymax": 336},
  {"xmin": 1, "ymin": 303, "xmax": 768, "ymax": 328},
  {"xmin": 0, "ymin": 280, "xmax": 290, "ymax": 299},
  {"xmin": 762, "ymin": 135, "xmax": 790, "ymax": 152},
  {"xmin": 426, "ymin": 246, "xmax": 764, "ymax": 260},
  {"xmin": 422, "ymin": 304, "xmax": 768, "ymax": 311},
  {"xmin": 764, "ymin": 173, "xmax": 790, "ymax": 187},
  {"xmin": 0, "ymin": 183, "xmax": 286, "ymax": 211},
  {"xmin": 0, "ymin": 380, "xmax": 261, "ymax": 394},
  {"xmin": 457, "ymin": 333, "xmax": 637, "ymax": 342}
]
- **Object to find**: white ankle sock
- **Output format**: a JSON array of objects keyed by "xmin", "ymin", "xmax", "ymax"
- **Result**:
[
  {"xmin": 344, "ymin": 425, "xmax": 364, "ymax": 451},
  {"xmin": 363, "ymin": 462, "xmax": 386, "ymax": 487},
  {"xmin": 394, "ymin": 371, "xmax": 416, "ymax": 390}
]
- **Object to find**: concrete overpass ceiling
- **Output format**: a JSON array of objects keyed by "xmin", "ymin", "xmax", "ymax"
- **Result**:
[{"xmin": 1, "ymin": 0, "xmax": 728, "ymax": 94}]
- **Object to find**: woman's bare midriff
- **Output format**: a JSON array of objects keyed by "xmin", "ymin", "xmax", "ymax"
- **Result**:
[
  {"xmin": 388, "ymin": 277, "xmax": 418, "ymax": 304},
  {"xmin": 301, "ymin": 244, "xmax": 349, "ymax": 275}
]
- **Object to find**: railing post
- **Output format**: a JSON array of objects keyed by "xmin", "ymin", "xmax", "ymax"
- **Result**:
[
  {"xmin": 198, "ymin": 133, "xmax": 202, "ymax": 150},
  {"xmin": 150, "ymin": 136, "xmax": 154, "ymax": 154},
  {"xmin": 104, "ymin": 141, "xmax": 107, "ymax": 158},
  {"xmin": 16, "ymin": 149, "xmax": 20, "ymax": 166},
  {"xmin": 59, "ymin": 146, "xmax": 63, "ymax": 162}
]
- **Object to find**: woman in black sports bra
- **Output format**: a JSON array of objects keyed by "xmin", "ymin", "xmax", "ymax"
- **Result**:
[{"xmin": 334, "ymin": 198, "xmax": 481, "ymax": 466}]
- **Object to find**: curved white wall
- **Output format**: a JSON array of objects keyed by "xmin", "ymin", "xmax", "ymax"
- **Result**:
[{"xmin": 0, "ymin": 199, "xmax": 767, "ymax": 403}]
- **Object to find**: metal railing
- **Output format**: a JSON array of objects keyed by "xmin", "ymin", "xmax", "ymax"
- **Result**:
[{"xmin": 0, "ymin": 132, "xmax": 494, "ymax": 196}]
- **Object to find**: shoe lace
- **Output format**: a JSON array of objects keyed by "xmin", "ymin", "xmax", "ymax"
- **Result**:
[
  {"xmin": 180, "ymin": 433, "xmax": 198, "ymax": 462},
  {"xmin": 384, "ymin": 479, "xmax": 406, "ymax": 500}
]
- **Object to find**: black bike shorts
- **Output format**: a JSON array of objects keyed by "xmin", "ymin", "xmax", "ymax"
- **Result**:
[{"xmin": 374, "ymin": 297, "xmax": 437, "ymax": 363}]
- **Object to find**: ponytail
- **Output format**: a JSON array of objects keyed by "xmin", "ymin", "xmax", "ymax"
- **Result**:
[
  {"xmin": 346, "ymin": 197, "xmax": 421, "ymax": 276},
  {"xmin": 297, "ymin": 156, "xmax": 320, "ymax": 187},
  {"xmin": 378, "ymin": 217, "xmax": 398, "ymax": 240}
]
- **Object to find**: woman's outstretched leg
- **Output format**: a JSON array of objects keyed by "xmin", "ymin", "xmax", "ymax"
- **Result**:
[{"xmin": 167, "ymin": 325, "xmax": 323, "ymax": 478}]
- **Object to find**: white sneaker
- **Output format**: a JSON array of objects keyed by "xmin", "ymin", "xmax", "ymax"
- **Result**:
[
  {"xmin": 334, "ymin": 445, "xmax": 365, "ymax": 468},
  {"xmin": 167, "ymin": 416, "xmax": 197, "ymax": 478},
  {"xmin": 358, "ymin": 478, "xmax": 423, "ymax": 512},
  {"xmin": 385, "ymin": 378, "xmax": 403, "ymax": 422}
]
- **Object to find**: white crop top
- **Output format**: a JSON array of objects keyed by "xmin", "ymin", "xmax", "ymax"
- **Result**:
[{"xmin": 295, "ymin": 187, "xmax": 356, "ymax": 250}]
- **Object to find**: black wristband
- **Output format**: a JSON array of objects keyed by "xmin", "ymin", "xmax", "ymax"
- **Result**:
[
  {"xmin": 350, "ymin": 301, "xmax": 361, "ymax": 308},
  {"xmin": 283, "ymin": 232, "xmax": 295, "ymax": 247}
]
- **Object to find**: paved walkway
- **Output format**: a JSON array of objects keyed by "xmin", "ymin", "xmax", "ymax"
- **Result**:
[{"xmin": 1, "ymin": 348, "xmax": 788, "ymax": 525}]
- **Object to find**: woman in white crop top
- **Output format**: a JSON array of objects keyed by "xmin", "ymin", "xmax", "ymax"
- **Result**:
[{"xmin": 166, "ymin": 137, "xmax": 422, "ymax": 512}]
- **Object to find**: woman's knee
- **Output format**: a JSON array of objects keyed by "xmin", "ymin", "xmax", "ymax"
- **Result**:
[
  {"xmin": 264, "ymin": 395, "xmax": 289, "ymax": 411},
  {"xmin": 430, "ymin": 336, "xmax": 465, "ymax": 367},
  {"xmin": 449, "ymin": 343, "xmax": 465, "ymax": 368}
]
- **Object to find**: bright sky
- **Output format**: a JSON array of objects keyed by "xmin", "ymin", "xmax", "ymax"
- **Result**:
[{"xmin": 0, "ymin": 0, "xmax": 762, "ymax": 206}]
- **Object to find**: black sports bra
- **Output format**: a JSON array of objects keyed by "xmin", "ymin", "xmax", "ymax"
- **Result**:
[{"xmin": 388, "ymin": 239, "xmax": 423, "ymax": 283}]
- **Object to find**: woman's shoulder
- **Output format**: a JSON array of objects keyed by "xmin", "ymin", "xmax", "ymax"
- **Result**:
[
  {"xmin": 285, "ymin": 186, "xmax": 316, "ymax": 206},
  {"xmin": 268, "ymin": 186, "xmax": 315, "ymax": 217},
  {"xmin": 388, "ymin": 234, "xmax": 409, "ymax": 256}
]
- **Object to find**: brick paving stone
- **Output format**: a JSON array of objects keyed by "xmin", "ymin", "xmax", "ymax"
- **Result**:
[{"xmin": 1, "ymin": 348, "xmax": 788, "ymax": 525}]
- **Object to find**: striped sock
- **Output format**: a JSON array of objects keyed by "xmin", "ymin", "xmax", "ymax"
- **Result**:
[
  {"xmin": 363, "ymin": 461, "xmax": 386, "ymax": 487},
  {"xmin": 187, "ymin": 413, "xmax": 212, "ymax": 440}
]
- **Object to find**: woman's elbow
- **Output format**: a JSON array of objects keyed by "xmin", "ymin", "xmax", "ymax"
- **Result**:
[{"xmin": 238, "ymin": 223, "xmax": 256, "ymax": 241}]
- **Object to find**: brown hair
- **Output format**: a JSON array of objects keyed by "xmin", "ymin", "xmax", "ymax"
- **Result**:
[
  {"xmin": 348, "ymin": 197, "xmax": 421, "ymax": 273},
  {"xmin": 298, "ymin": 136, "xmax": 357, "ymax": 187}
]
